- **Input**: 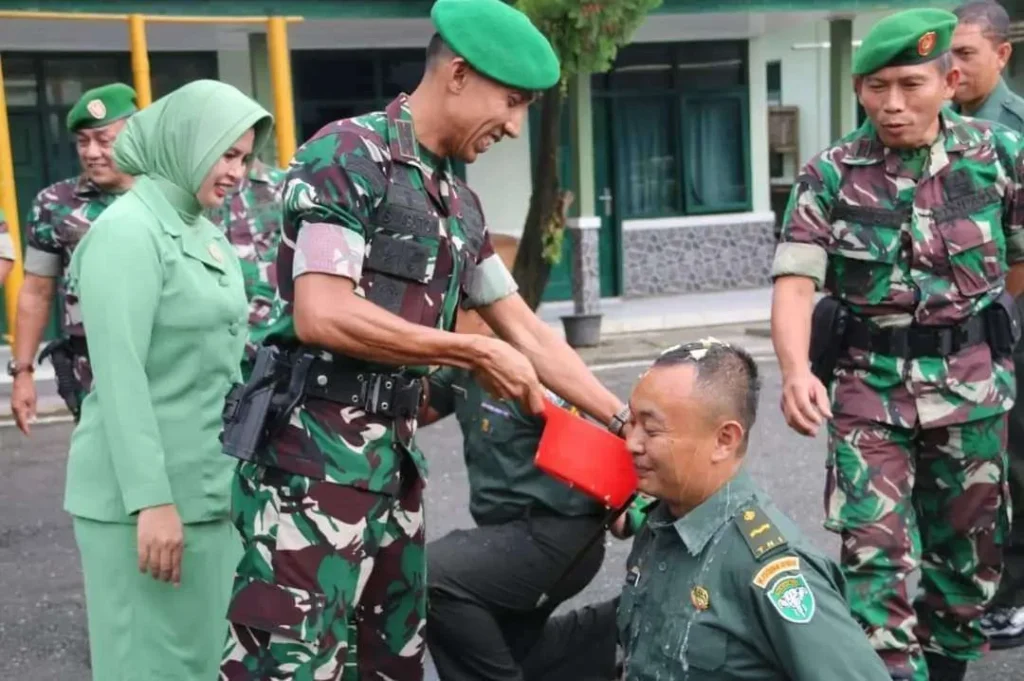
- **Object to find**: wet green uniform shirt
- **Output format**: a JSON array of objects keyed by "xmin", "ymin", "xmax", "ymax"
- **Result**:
[
  {"xmin": 617, "ymin": 469, "xmax": 890, "ymax": 681},
  {"xmin": 427, "ymin": 366, "xmax": 604, "ymax": 524}
]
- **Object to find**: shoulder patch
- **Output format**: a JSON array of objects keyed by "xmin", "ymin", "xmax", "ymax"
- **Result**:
[
  {"xmin": 735, "ymin": 505, "xmax": 788, "ymax": 560},
  {"xmin": 766, "ymin": 571, "xmax": 816, "ymax": 624},
  {"xmin": 752, "ymin": 555, "xmax": 800, "ymax": 589}
]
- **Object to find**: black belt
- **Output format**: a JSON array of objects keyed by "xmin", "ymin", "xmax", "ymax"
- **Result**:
[
  {"xmin": 303, "ymin": 362, "xmax": 423, "ymax": 420},
  {"xmin": 68, "ymin": 335, "xmax": 88, "ymax": 357},
  {"xmin": 844, "ymin": 314, "xmax": 988, "ymax": 358}
]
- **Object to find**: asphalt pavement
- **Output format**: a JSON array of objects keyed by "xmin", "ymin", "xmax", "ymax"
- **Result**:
[{"xmin": 0, "ymin": 331, "xmax": 1021, "ymax": 680}]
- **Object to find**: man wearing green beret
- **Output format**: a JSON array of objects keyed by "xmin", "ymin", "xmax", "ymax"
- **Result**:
[
  {"xmin": 219, "ymin": 1, "xmax": 630, "ymax": 680},
  {"xmin": 8, "ymin": 82, "xmax": 137, "ymax": 434},
  {"xmin": 0, "ymin": 208, "xmax": 14, "ymax": 286},
  {"xmin": 951, "ymin": 0, "xmax": 1024, "ymax": 651},
  {"xmin": 771, "ymin": 7, "xmax": 1024, "ymax": 681}
]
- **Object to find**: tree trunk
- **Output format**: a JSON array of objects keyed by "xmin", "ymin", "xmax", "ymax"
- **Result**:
[{"xmin": 512, "ymin": 85, "xmax": 564, "ymax": 311}]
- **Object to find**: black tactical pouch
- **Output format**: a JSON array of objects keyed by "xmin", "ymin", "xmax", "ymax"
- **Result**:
[
  {"xmin": 809, "ymin": 296, "xmax": 850, "ymax": 387},
  {"xmin": 983, "ymin": 290, "xmax": 1023, "ymax": 358}
]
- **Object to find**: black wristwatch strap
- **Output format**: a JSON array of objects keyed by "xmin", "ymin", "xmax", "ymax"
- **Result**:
[{"xmin": 608, "ymin": 405, "xmax": 630, "ymax": 437}]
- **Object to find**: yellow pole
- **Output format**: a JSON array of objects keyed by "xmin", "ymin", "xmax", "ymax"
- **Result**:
[
  {"xmin": 267, "ymin": 16, "xmax": 297, "ymax": 168},
  {"xmin": 0, "ymin": 55, "xmax": 24, "ymax": 344},
  {"xmin": 128, "ymin": 14, "xmax": 152, "ymax": 107}
]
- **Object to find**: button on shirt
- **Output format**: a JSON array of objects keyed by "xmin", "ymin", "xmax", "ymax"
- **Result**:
[{"xmin": 617, "ymin": 470, "xmax": 890, "ymax": 681}]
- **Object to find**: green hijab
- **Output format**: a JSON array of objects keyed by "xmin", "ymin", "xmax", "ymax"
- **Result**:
[{"xmin": 113, "ymin": 79, "xmax": 274, "ymax": 224}]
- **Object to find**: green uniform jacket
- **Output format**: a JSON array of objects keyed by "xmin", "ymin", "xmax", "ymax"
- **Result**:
[
  {"xmin": 427, "ymin": 367, "xmax": 604, "ymax": 524},
  {"xmin": 63, "ymin": 176, "xmax": 250, "ymax": 525},
  {"xmin": 953, "ymin": 77, "xmax": 1024, "ymax": 133},
  {"xmin": 618, "ymin": 469, "xmax": 890, "ymax": 681}
]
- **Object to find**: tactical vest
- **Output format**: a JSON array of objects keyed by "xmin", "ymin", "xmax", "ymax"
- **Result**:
[{"xmin": 358, "ymin": 162, "xmax": 485, "ymax": 330}]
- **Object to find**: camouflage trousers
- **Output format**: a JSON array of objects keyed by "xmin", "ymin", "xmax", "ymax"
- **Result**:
[
  {"xmin": 825, "ymin": 412, "xmax": 1011, "ymax": 681},
  {"xmin": 219, "ymin": 463, "xmax": 427, "ymax": 681}
]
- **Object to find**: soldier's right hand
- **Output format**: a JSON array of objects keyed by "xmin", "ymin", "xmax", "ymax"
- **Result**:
[
  {"xmin": 137, "ymin": 504, "xmax": 184, "ymax": 586},
  {"xmin": 781, "ymin": 369, "xmax": 832, "ymax": 437},
  {"xmin": 11, "ymin": 374, "xmax": 37, "ymax": 436},
  {"xmin": 471, "ymin": 336, "xmax": 546, "ymax": 415}
]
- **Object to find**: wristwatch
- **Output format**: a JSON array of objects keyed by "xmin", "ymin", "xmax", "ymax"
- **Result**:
[
  {"xmin": 6, "ymin": 359, "xmax": 34, "ymax": 377},
  {"xmin": 608, "ymin": 405, "xmax": 630, "ymax": 437}
]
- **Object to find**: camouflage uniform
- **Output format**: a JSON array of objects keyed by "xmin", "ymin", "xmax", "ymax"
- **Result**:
[
  {"xmin": 220, "ymin": 94, "xmax": 518, "ymax": 681},
  {"xmin": 0, "ymin": 208, "xmax": 14, "ymax": 262},
  {"xmin": 773, "ymin": 110, "xmax": 1023, "ymax": 679},
  {"xmin": 206, "ymin": 160, "xmax": 286, "ymax": 364},
  {"xmin": 23, "ymin": 176, "xmax": 122, "ymax": 392}
]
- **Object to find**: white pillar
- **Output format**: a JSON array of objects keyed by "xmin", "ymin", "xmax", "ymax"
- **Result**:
[{"xmin": 748, "ymin": 36, "xmax": 771, "ymax": 215}]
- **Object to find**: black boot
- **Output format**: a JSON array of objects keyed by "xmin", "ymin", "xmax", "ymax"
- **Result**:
[{"xmin": 924, "ymin": 652, "xmax": 967, "ymax": 681}]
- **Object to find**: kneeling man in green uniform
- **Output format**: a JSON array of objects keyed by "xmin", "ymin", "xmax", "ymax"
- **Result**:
[{"xmin": 618, "ymin": 340, "xmax": 890, "ymax": 681}]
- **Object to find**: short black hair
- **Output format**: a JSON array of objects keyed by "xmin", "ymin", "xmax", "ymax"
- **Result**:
[
  {"xmin": 955, "ymin": 1, "xmax": 1011, "ymax": 44},
  {"xmin": 652, "ymin": 340, "xmax": 761, "ymax": 442},
  {"xmin": 426, "ymin": 32, "xmax": 457, "ymax": 68}
]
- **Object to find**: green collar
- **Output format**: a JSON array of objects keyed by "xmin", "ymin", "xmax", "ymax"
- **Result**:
[
  {"xmin": 650, "ymin": 468, "xmax": 759, "ymax": 556},
  {"xmin": 957, "ymin": 77, "xmax": 1011, "ymax": 120}
]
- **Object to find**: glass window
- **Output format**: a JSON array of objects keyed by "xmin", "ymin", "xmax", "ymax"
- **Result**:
[
  {"xmin": 614, "ymin": 97, "xmax": 678, "ymax": 217},
  {"xmin": 380, "ymin": 50, "xmax": 425, "ymax": 99},
  {"xmin": 3, "ymin": 56, "xmax": 39, "ymax": 107},
  {"xmin": 43, "ymin": 56, "xmax": 123, "ymax": 107},
  {"xmin": 295, "ymin": 51, "xmax": 376, "ymax": 102},
  {"xmin": 767, "ymin": 60, "xmax": 781, "ymax": 105},
  {"xmin": 299, "ymin": 101, "xmax": 377, "ymax": 141},
  {"xmin": 608, "ymin": 43, "xmax": 673, "ymax": 91},
  {"xmin": 150, "ymin": 53, "xmax": 217, "ymax": 99},
  {"xmin": 682, "ymin": 94, "xmax": 747, "ymax": 211},
  {"xmin": 675, "ymin": 42, "xmax": 746, "ymax": 91}
]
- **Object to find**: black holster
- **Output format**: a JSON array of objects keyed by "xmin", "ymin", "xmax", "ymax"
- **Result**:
[
  {"xmin": 809, "ymin": 296, "xmax": 850, "ymax": 387},
  {"xmin": 38, "ymin": 336, "xmax": 86, "ymax": 421},
  {"xmin": 220, "ymin": 345, "xmax": 314, "ymax": 464},
  {"xmin": 983, "ymin": 290, "xmax": 1023, "ymax": 359}
]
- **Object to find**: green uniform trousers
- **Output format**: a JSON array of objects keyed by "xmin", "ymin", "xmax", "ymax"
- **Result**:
[{"xmin": 74, "ymin": 516, "xmax": 241, "ymax": 681}]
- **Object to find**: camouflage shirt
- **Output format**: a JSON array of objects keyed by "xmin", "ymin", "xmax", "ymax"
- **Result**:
[
  {"xmin": 261, "ymin": 94, "xmax": 518, "ymax": 495},
  {"xmin": 206, "ymin": 160, "xmax": 286, "ymax": 359},
  {"xmin": 0, "ymin": 208, "xmax": 14, "ymax": 261},
  {"xmin": 773, "ymin": 111, "xmax": 1024, "ymax": 429},
  {"xmin": 24, "ymin": 175, "xmax": 124, "ymax": 336}
]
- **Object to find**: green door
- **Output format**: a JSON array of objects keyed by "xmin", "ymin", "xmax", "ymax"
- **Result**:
[
  {"xmin": 1, "ymin": 111, "xmax": 62, "ymax": 342},
  {"xmin": 533, "ymin": 94, "xmax": 620, "ymax": 302}
]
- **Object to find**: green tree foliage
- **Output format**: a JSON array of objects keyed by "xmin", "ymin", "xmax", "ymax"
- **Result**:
[{"xmin": 512, "ymin": 0, "xmax": 663, "ymax": 309}]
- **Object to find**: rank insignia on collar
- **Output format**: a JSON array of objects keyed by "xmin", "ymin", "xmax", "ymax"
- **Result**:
[{"xmin": 691, "ymin": 585, "xmax": 710, "ymax": 611}]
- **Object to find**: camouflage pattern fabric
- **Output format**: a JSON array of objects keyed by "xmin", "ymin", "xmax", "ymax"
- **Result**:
[
  {"xmin": 0, "ymin": 208, "xmax": 14, "ymax": 261},
  {"xmin": 220, "ymin": 465, "xmax": 425, "ymax": 681},
  {"xmin": 24, "ymin": 176, "xmax": 122, "ymax": 392},
  {"xmin": 826, "ymin": 412, "xmax": 1010, "ymax": 679},
  {"xmin": 223, "ymin": 94, "xmax": 518, "ymax": 680},
  {"xmin": 206, "ymin": 160, "xmax": 286, "ymax": 363},
  {"xmin": 773, "ymin": 110, "xmax": 1022, "ymax": 676},
  {"xmin": 774, "ymin": 111, "xmax": 1024, "ymax": 431}
]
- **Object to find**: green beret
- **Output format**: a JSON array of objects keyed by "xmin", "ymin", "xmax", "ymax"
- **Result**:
[
  {"xmin": 853, "ymin": 8, "xmax": 957, "ymax": 76},
  {"xmin": 431, "ymin": 0, "xmax": 560, "ymax": 91},
  {"xmin": 66, "ymin": 82, "xmax": 138, "ymax": 132}
]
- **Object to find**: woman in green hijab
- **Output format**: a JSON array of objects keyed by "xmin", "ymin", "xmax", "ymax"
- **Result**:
[{"xmin": 64, "ymin": 79, "xmax": 273, "ymax": 681}]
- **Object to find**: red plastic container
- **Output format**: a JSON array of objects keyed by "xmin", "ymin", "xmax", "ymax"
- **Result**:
[{"xmin": 535, "ymin": 398, "xmax": 638, "ymax": 508}]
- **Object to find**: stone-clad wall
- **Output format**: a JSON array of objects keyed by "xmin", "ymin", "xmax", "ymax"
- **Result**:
[{"xmin": 620, "ymin": 213, "xmax": 777, "ymax": 297}]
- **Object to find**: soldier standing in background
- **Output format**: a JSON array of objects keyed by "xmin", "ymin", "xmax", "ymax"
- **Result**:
[
  {"xmin": 7, "ymin": 82, "xmax": 137, "ymax": 433},
  {"xmin": 206, "ymin": 157, "xmax": 286, "ymax": 366},
  {"xmin": 771, "ymin": 9, "xmax": 1024, "ymax": 681},
  {"xmin": 218, "ymin": 1, "xmax": 630, "ymax": 679},
  {"xmin": 951, "ymin": 0, "xmax": 1024, "ymax": 649},
  {"xmin": 0, "ymin": 208, "xmax": 14, "ymax": 285}
]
